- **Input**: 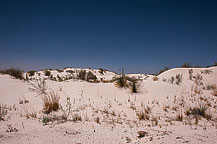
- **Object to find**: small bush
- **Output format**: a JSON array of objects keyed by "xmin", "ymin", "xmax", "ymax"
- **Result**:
[
  {"xmin": 175, "ymin": 74, "xmax": 182, "ymax": 85},
  {"xmin": 187, "ymin": 105, "xmax": 211, "ymax": 119},
  {"xmin": 0, "ymin": 68, "xmax": 23, "ymax": 80},
  {"xmin": 188, "ymin": 69, "xmax": 193, "ymax": 75},
  {"xmin": 181, "ymin": 63, "xmax": 192, "ymax": 68},
  {"xmin": 86, "ymin": 71, "xmax": 97, "ymax": 82},
  {"xmin": 42, "ymin": 115, "xmax": 54, "ymax": 125},
  {"xmin": 170, "ymin": 76, "xmax": 175, "ymax": 84},
  {"xmin": 99, "ymin": 68, "xmax": 105, "ymax": 75},
  {"xmin": 194, "ymin": 74, "xmax": 203, "ymax": 85},
  {"xmin": 44, "ymin": 70, "xmax": 51, "ymax": 77},
  {"xmin": 60, "ymin": 97, "xmax": 72, "ymax": 121},
  {"xmin": 129, "ymin": 80, "xmax": 140, "ymax": 93},
  {"xmin": 28, "ymin": 70, "xmax": 36, "ymax": 76},
  {"xmin": 42, "ymin": 91, "xmax": 60, "ymax": 114},
  {"xmin": 137, "ymin": 110, "xmax": 150, "ymax": 121},
  {"xmin": 77, "ymin": 70, "xmax": 86, "ymax": 80},
  {"xmin": 29, "ymin": 78, "xmax": 48, "ymax": 96},
  {"xmin": 115, "ymin": 76, "xmax": 128, "ymax": 88}
]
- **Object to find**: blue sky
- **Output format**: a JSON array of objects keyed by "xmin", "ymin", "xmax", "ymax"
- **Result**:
[{"xmin": 0, "ymin": 0, "xmax": 217, "ymax": 73}]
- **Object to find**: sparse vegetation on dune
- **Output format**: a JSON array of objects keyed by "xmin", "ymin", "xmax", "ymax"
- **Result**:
[
  {"xmin": 115, "ymin": 76, "xmax": 129, "ymax": 88},
  {"xmin": 0, "ymin": 68, "xmax": 23, "ymax": 80},
  {"xmin": 29, "ymin": 78, "xmax": 48, "ymax": 96},
  {"xmin": 44, "ymin": 70, "xmax": 51, "ymax": 77},
  {"xmin": 1, "ymin": 65, "xmax": 217, "ymax": 144},
  {"xmin": 152, "ymin": 76, "xmax": 159, "ymax": 81},
  {"xmin": 41, "ymin": 91, "xmax": 60, "ymax": 114},
  {"xmin": 27, "ymin": 70, "xmax": 36, "ymax": 76},
  {"xmin": 181, "ymin": 62, "xmax": 192, "ymax": 68},
  {"xmin": 129, "ymin": 80, "xmax": 141, "ymax": 93}
]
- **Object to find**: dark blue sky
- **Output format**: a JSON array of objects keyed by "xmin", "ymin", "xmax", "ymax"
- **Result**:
[{"xmin": 0, "ymin": 0, "xmax": 217, "ymax": 73}]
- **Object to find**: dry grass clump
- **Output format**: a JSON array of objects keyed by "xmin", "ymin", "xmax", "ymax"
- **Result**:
[
  {"xmin": 152, "ymin": 76, "xmax": 159, "ymax": 81},
  {"xmin": 186, "ymin": 105, "xmax": 212, "ymax": 120},
  {"xmin": 42, "ymin": 91, "xmax": 60, "ymax": 114},
  {"xmin": 137, "ymin": 110, "xmax": 150, "ymax": 121},
  {"xmin": 25, "ymin": 111, "xmax": 37, "ymax": 119},
  {"xmin": 136, "ymin": 106, "xmax": 151, "ymax": 121}
]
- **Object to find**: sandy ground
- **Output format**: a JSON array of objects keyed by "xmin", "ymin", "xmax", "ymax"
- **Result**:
[{"xmin": 1, "ymin": 67, "xmax": 217, "ymax": 144}]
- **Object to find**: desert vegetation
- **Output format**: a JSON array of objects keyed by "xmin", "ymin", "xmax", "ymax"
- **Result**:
[
  {"xmin": 41, "ymin": 91, "xmax": 60, "ymax": 114},
  {"xmin": 1, "ymin": 66, "xmax": 217, "ymax": 144},
  {"xmin": 0, "ymin": 68, "xmax": 23, "ymax": 80}
]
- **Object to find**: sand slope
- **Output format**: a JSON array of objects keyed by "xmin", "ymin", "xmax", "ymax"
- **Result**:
[{"xmin": 0, "ymin": 67, "xmax": 217, "ymax": 144}]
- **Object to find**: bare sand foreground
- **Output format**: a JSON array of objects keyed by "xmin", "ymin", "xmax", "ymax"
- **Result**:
[{"xmin": 0, "ymin": 67, "xmax": 217, "ymax": 144}]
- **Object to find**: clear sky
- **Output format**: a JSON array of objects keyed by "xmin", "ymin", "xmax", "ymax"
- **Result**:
[{"xmin": 0, "ymin": 0, "xmax": 217, "ymax": 73}]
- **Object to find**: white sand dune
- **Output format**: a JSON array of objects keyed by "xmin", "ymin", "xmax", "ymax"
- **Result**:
[{"xmin": 0, "ymin": 67, "xmax": 217, "ymax": 144}]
